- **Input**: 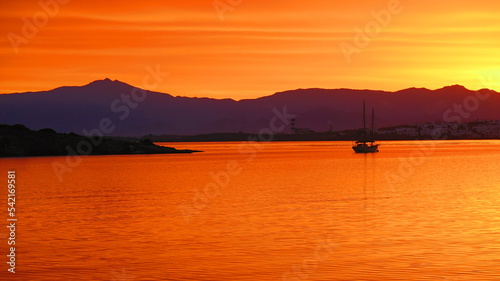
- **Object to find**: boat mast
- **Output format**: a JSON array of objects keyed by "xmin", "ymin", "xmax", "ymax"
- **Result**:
[
  {"xmin": 363, "ymin": 100, "xmax": 366, "ymax": 139},
  {"xmin": 371, "ymin": 108, "xmax": 375, "ymax": 136}
]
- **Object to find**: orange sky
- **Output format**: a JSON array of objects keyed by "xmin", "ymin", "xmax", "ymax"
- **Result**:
[{"xmin": 1, "ymin": 0, "xmax": 500, "ymax": 99}]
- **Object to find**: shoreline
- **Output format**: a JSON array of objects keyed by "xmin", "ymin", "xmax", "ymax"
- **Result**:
[{"xmin": 0, "ymin": 124, "xmax": 202, "ymax": 158}]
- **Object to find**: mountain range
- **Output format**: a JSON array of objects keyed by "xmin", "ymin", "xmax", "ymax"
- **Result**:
[{"xmin": 1, "ymin": 79, "xmax": 499, "ymax": 137}]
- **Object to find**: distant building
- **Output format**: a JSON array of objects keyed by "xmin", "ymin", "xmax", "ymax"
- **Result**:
[
  {"xmin": 378, "ymin": 120, "xmax": 500, "ymax": 139},
  {"xmin": 290, "ymin": 117, "xmax": 315, "ymax": 134}
]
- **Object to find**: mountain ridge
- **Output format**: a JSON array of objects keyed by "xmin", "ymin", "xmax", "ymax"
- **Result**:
[
  {"xmin": 0, "ymin": 79, "xmax": 498, "ymax": 137},
  {"xmin": 3, "ymin": 79, "xmax": 482, "ymax": 99}
]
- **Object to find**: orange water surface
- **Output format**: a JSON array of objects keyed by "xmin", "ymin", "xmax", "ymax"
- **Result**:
[{"xmin": 1, "ymin": 140, "xmax": 500, "ymax": 280}]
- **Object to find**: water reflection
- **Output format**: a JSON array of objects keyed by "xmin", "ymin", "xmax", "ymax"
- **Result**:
[{"xmin": 1, "ymin": 140, "xmax": 499, "ymax": 280}]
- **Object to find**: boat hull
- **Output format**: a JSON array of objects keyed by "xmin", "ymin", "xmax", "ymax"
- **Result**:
[{"xmin": 352, "ymin": 144, "xmax": 379, "ymax": 153}]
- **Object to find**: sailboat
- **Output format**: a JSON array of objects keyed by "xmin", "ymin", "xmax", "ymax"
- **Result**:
[{"xmin": 352, "ymin": 100, "xmax": 379, "ymax": 153}]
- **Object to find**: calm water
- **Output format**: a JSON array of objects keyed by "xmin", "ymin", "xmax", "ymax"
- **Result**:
[{"xmin": 1, "ymin": 140, "xmax": 500, "ymax": 280}]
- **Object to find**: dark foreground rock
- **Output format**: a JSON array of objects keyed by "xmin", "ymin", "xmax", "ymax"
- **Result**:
[{"xmin": 0, "ymin": 124, "xmax": 201, "ymax": 157}]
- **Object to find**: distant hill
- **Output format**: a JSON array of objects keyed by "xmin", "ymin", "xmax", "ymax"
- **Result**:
[{"xmin": 0, "ymin": 79, "xmax": 499, "ymax": 136}]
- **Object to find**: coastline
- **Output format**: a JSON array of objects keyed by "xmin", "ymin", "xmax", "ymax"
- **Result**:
[{"xmin": 0, "ymin": 124, "xmax": 201, "ymax": 158}]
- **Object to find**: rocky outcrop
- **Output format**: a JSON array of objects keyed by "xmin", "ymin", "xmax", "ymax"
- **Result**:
[{"xmin": 0, "ymin": 124, "xmax": 200, "ymax": 157}]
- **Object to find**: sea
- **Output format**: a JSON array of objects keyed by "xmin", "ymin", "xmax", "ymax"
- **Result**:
[{"xmin": 1, "ymin": 140, "xmax": 499, "ymax": 280}]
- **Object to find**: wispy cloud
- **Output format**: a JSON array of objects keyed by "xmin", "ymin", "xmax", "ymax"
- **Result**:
[{"xmin": 2, "ymin": 0, "xmax": 500, "ymax": 98}]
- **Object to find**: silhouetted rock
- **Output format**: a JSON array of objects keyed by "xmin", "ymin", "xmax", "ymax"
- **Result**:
[{"xmin": 0, "ymin": 124, "xmax": 200, "ymax": 158}]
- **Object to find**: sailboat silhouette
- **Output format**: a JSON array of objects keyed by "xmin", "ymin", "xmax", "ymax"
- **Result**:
[{"xmin": 352, "ymin": 100, "xmax": 379, "ymax": 153}]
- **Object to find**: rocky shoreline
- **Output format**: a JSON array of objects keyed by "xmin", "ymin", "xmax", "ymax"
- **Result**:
[{"xmin": 0, "ymin": 124, "xmax": 201, "ymax": 158}]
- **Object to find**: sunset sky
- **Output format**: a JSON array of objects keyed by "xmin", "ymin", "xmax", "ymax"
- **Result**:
[{"xmin": 1, "ymin": 0, "xmax": 500, "ymax": 99}]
